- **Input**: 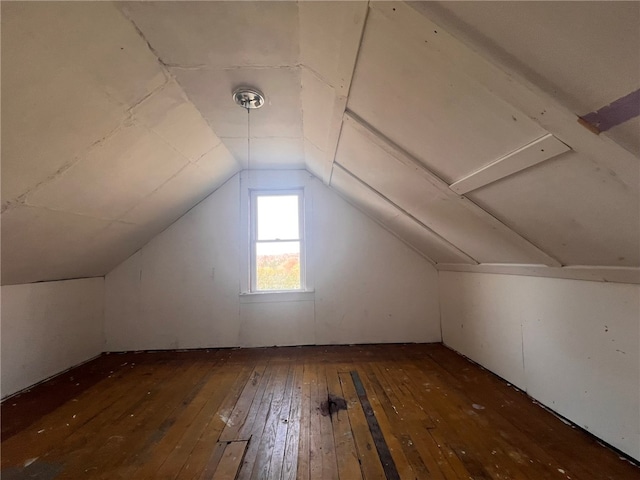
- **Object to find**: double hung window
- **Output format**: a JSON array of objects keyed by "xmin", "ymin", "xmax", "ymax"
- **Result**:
[{"xmin": 250, "ymin": 191, "xmax": 304, "ymax": 292}]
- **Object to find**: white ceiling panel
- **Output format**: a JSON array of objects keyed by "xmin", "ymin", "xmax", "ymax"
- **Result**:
[
  {"xmin": 2, "ymin": 2, "xmax": 167, "ymax": 107},
  {"xmin": 331, "ymin": 166, "xmax": 475, "ymax": 265},
  {"xmin": 132, "ymin": 80, "xmax": 223, "ymax": 162},
  {"xmin": 121, "ymin": 163, "xmax": 233, "ymax": 232},
  {"xmin": 469, "ymin": 151, "xmax": 640, "ymax": 267},
  {"xmin": 1, "ymin": 1, "xmax": 166, "ymax": 203},
  {"xmin": 303, "ymin": 139, "xmax": 328, "ymax": 180},
  {"xmin": 347, "ymin": 5, "xmax": 547, "ymax": 184},
  {"xmin": 335, "ymin": 117, "xmax": 558, "ymax": 265},
  {"xmin": 173, "ymin": 66, "xmax": 303, "ymax": 140},
  {"xmin": 330, "ymin": 166, "xmax": 402, "ymax": 226},
  {"xmin": 70, "ymin": 221, "xmax": 164, "ymax": 282},
  {"xmin": 299, "ymin": 1, "xmax": 367, "ymax": 94},
  {"xmin": 119, "ymin": 2, "xmax": 299, "ymax": 68},
  {"xmin": 301, "ymin": 67, "xmax": 337, "ymax": 154},
  {"xmin": 1, "ymin": 208, "xmax": 185, "ymax": 287},
  {"xmin": 410, "ymin": 1, "xmax": 640, "ymax": 116},
  {"xmin": 195, "ymin": 143, "xmax": 241, "ymax": 183},
  {"xmin": 222, "ymin": 138, "xmax": 305, "ymax": 170},
  {"xmin": 1, "ymin": 206, "xmax": 112, "ymax": 285},
  {"xmin": 26, "ymin": 122, "xmax": 189, "ymax": 220},
  {"xmin": 0, "ymin": 2, "xmax": 153, "ymax": 204},
  {"xmin": 1, "ymin": 63, "xmax": 124, "ymax": 206}
]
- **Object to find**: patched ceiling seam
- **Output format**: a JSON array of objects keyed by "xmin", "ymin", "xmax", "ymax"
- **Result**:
[
  {"xmin": 113, "ymin": 162, "xmax": 193, "ymax": 222},
  {"xmin": 2, "ymin": 115, "xmax": 135, "ymax": 213},
  {"xmin": 14, "ymin": 203, "xmax": 138, "ymax": 226},
  {"xmin": 330, "ymin": 164, "xmax": 478, "ymax": 265}
]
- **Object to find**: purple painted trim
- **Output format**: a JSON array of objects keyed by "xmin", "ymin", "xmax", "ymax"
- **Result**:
[{"xmin": 581, "ymin": 88, "xmax": 640, "ymax": 132}]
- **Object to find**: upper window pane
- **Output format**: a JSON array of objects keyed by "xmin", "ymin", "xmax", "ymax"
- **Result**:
[{"xmin": 256, "ymin": 194, "xmax": 299, "ymax": 240}]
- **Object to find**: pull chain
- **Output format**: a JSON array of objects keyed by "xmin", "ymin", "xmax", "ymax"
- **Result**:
[
  {"xmin": 232, "ymin": 87, "xmax": 263, "ymax": 172},
  {"xmin": 247, "ymin": 106, "xmax": 251, "ymax": 171}
]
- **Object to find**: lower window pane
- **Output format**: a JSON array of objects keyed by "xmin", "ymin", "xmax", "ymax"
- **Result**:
[{"xmin": 256, "ymin": 242, "xmax": 301, "ymax": 291}]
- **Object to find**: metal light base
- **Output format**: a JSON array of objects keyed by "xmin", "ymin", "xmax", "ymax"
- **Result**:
[{"xmin": 233, "ymin": 87, "xmax": 265, "ymax": 109}]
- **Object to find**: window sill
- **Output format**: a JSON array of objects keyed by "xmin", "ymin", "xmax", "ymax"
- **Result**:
[{"xmin": 239, "ymin": 290, "xmax": 315, "ymax": 304}]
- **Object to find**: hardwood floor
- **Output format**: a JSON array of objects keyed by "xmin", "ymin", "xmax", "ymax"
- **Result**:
[{"xmin": 2, "ymin": 344, "xmax": 638, "ymax": 479}]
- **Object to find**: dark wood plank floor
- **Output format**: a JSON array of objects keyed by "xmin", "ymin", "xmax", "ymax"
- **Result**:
[{"xmin": 2, "ymin": 344, "xmax": 638, "ymax": 479}]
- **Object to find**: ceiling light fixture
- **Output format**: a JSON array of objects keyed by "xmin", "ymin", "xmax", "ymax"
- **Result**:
[
  {"xmin": 233, "ymin": 87, "xmax": 265, "ymax": 109},
  {"xmin": 233, "ymin": 87, "xmax": 265, "ymax": 172}
]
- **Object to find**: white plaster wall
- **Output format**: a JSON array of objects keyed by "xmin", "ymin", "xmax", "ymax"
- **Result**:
[
  {"xmin": 105, "ymin": 177, "xmax": 241, "ymax": 351},
  {"xmin": 313, "ymin": 180, "xmax": 440, "ymax": 345},
  {"xmin": 439, "ymin": 271, "xmax": 640, "ymax": 461},
  {"xmin": 105, "ymin": 172, "xmax": 440, "ymax": 351},
  {"xmin": 1, "ymin": 277, "xmax": 104, "ymax": 398}
]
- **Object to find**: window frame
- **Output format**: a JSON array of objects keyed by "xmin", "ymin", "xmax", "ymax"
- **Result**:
[
  {"xmin": 239, "ymin": 170, "xmax": 314, "ymax": 297},
  {"xmin": 249, "ymin": 189, "xmax": 305, "ymax": 293}
]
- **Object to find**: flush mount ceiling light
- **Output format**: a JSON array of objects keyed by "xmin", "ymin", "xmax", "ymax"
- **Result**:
[
  {"xmin": 233, "ymin": 87, "xmax": 265, "ymax": 171},
  {"xmin": 233, "ymin": 87, "xmax": 265, "ymax": 109}
]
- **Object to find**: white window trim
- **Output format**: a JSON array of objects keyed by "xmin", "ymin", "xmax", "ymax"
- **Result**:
[
  {"xmin": 249, "ymin": 189, "xmax": 304, "ymax": 292},
  {"xmin": 239, "ymin": 170, "xmax": 314, "ymax": 297}
]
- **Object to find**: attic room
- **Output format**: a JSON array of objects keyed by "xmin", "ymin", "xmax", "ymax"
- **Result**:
[{"xmin": 1, "ymin": 1, "xmax": 639, "ymax": 478}]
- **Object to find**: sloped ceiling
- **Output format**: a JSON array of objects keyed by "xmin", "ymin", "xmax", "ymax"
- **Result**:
[{"xmin": 2, "ymin": 1, "xmax": 638, "ymax": 285}]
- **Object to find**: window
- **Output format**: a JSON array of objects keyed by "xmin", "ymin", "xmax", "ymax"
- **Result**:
[
  {"xmin": 239, "ymin": 170, "xmax": 313, "ymax": 297},
  {"xmin": 250, "ymin": 191, "xmax": 304, "ymax": 291}
]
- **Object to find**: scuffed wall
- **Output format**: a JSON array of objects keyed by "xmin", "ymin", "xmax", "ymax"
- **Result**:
[
  {"xmin": 439, "ymin": 271, "xmax": 640, "ymax": 461},
  {"xmin": 1, "ymin": 277, "xmax": 104, "ymax": 398}
]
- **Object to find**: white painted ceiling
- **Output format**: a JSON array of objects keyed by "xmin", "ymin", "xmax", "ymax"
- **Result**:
[{"xmin": 2, "ymin": 1, "xmax": 638, "ymax": 285}]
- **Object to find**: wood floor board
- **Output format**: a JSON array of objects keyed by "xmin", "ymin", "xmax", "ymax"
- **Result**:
[
  {"xmin": 122, "ymin": 354, "xmax": 234, "ymax": 479},
  {"xmin": 196, "ymin": 442, "xmax": 227, "ymax": 480},
  {"xmin": 295, "ymin": 359, "xmax": 313, "ymax": 480},
  {"xmin": 212, "ymin": 440, "xmax": 249, "ymax": 480},
  {"xmin": 1, "ymin": 359, "xmax": 149, "ymax": 462},
  {"xmin": 325, "ymin": 365, "xmax": 363, "ymax": 480},
  {"xmin": 366, "ymin": 361, "xmax": 461, "ymax": 479},
  {"xmin": 357, "ymin": 363, "xmax": 421, "ymax": 479},
  {"xmin": 2, "ymin": 344, "xmax": 638, "ymax": 480},
  {"xmin": 269, "ymin": 360, "xmax": 298, "ymax": 480},
  {"xmin": 307, "ymin": 362, "xmax": 324, "ymax": 480},
  {"xmin": 0, "ymin": 351, "xmax": 175, "ymax": 441},
  {"xmin": 219, "ymin": 362, "xmax": 270, "ymax": 442},
  {"xmin": 237, "ymin": 361, "xmax": 288, "ymax": 480},
  {"xmin": 318, "ymin": 364, "xmax": 340, "ymax": 480},
  {"xmin": 421, "ymin": 348, "xmax": 615, "ymax": 480},
  {"xmin": 1, "ymin": 356, "xmax": 186, "ymax": 471},
  {"xmin": 97, "ymin": 359, "xmax": 225, "ymax": 478},
  {"xmin": 398, "ymin": 360, "xmax": 546, "ymax": 479},
  {"xmin": 339, "ymin": 370, "xmax": 387, "ymax": 480},
  {"xmin": 175, "ymin": 363, "xmax": 255, "ymax": 480},
  {"xmin": 65, "ymin": 359, "xmax": 217, "ymax": 479},
  {"xmin": 247, "ymin": 361, "xmax": 291, "ymax": 479},
  {"xmin": 281, "ymin": 361, "xmax": 304, "ymax": 480},
  {"xmin": 387, "ymin": 360, "xmax": 512, "ymax": 479}
]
